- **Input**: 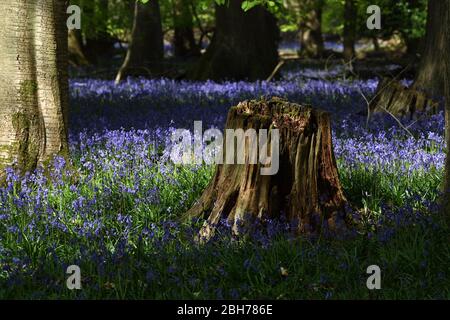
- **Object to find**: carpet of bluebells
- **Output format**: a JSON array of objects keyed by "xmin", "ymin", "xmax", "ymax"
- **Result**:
[{"xmin": 0, "ymin": 67, "xmax": 449, "ymax": 299}]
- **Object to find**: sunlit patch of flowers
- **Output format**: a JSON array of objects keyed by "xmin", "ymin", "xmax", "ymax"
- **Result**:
[{"xmin": 0, "ymin": 74, "xmax": 448, "ymax": 298}]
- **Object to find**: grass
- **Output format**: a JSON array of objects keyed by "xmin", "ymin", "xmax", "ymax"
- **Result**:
[{"xmin": 0, "ymin": 141, "xmax": 449, "ymax": 299}]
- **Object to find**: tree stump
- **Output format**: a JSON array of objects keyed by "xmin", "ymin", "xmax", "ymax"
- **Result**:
[
  {"xmin": 369, "ymin": 78, "xmax": 439, "ymax": 119},
  {"xmin": 184, "ymin": 97, "xmax": 349, "ymax": 240}
]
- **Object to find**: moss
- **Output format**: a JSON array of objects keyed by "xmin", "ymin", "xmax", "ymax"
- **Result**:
[
  {"xmin": 19, "ymin": 80, "xmax": 38, "ymax": 102},
  {"xmin": 0, "ymin": 145, "xmax": 13, "ymax": 152}
]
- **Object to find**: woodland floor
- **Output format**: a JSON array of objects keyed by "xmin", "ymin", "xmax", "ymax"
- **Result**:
[{"xmin": 0, "ymin": 43, "xmax": 449, "ymax": 299}]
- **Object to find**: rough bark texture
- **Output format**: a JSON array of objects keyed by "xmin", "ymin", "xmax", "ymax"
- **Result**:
[
  {"xmin": 173, "ymin": 0, "xmax": 200, "ymax": 58},
  {"xmin": 115, "ymin": 0, "xmax": 164, "ymax": 83},
  {"xmin": 343, "ymin": 0, "xmax": 356, "ymax": 60},
  {"xmin": 190, "ymin": 0, "xmax": 280, "ymax": 81},
  {"xmin": 0, "ymin": 0, "xmax": 69, "ymax": 177},
  {"xmin": 369, "ymin": 0, "xmax": 447, "ymax": 118},
  {"xmin": 185, "ymin": 97, "xmax": 349, "ymax": 240},
  {"xmin": 369, "ymin": 78, "xmax": 439, "ymax": 118},
  {"xmin": 299, "ymin": 0, "xmax": 324, "ymax": 58},
  {"xmin": 441, "ymin": 0, "xmax": 450, "ymax": 222}
]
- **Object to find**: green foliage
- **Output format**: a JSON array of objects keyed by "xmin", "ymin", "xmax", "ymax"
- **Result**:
[
  {"xmin": 69, "ymin": 0, "xmax": 428, "ymax": 45},
  {"xmin": 322, "ymin": 0, "xmax": 345, "ymax": 34},
  {"xmin": 69, "ymin": 0, "xmax": 133, "ymax": 41},
  {"xmin": 356, "ymin": 0, "xmax": 427, "ymax": 41},
  {"xmin": 321, "ymin": 0, "xmax": 428, "ymax": 40},
  {"xmin": 241, "ymin": 0, "xmax": 283, "ymax": 12}
]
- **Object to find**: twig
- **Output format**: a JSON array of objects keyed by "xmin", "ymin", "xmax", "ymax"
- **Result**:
[
  {"xmin": 357, "ymin": 81, "xmax": 414, "ymax": 137},
  {"xmin": 266, "ymin": 60, "xmax": 285, "ymax": 82}
]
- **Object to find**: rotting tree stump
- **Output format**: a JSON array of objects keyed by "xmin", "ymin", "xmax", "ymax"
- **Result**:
[
  {"xmin": 184, "ymin": 97, "xmax": 350, "ymax": 240},
  {"xmin": 369, "ymin": 78, "xmax": 440, "ymax": 119}
]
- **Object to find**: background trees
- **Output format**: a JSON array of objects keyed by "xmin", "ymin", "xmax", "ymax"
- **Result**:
[
  {"xmin": 172, "ymin": 0, "xmax": 200, "ymax": 58},
  {"xmin": 413, "ymin": 0, "xmax": 447, "ymax": 98},
  {"xmin": 115, "ymin": 0, "xmax": 164, "ymax": 82},
  {"xmin": 343, "ymin": 0, "xmax": 357, "ymax": 60},
  {"xmin": 66, "ymin": 0, "xmax": 431, "ymax": 80},
  {"xmin": 190, "ymin": 0, "xmax": 280, "ymax": 81},
  {"xmin": 0, "ymin": 0, "xmax": 441, "ymax": 175}
]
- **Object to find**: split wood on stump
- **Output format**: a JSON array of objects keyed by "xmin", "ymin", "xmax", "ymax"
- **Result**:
[
  {"xmin": 184, "ymin": 97, "xmax": 349, "ymax": 241},
  {"xmin": 369, "ymin": 79, "xmax": 440, "ymax": 119}
]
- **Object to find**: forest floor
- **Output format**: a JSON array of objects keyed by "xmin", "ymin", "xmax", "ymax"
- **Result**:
[{"xmin": 0, "ymin": 54, "xmax": 449, "ymax": 299}]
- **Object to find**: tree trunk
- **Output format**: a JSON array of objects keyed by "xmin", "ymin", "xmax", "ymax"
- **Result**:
[
  {"xmin": 299, "ymin": 0, "xmax": 324, "ymax": 58},
  {"xmin": 173, "ymin": 0, "xmax": 200, "ymax": 58},
  {"xmin": 413, "ymin": 0, "xmax": 447, "ymax": 99},
  {"xmin": 190, "ymin": 0, "xmax": 280, "ymax": 81},
  {"xmin": 343, "ymin": 0, "xmax": 356, "ymax": 60},
  {"xmin": 441, "ymin": 1, "xmax": 450, "ymax": 222},
  {"xmin": 372, "ymin": 36, "xmax": 380, "ymax": 52},
  {"xmin": 369, "ymin": 0, "xmax": 447, "ymax": 118},
  {"xmin": 68, "ymin": 29, "xmax": 90, "ymax": 66},
  {"xmin": 115, "ymin": 0, "xmax": 164, "ymax": 83},
  {"xmin": 0, "ymin": 0, "xmax": 69, "ymax": 177},
  {"xmin": 185, "ymin": 97, "xmax": 349, "ymax": 240}
]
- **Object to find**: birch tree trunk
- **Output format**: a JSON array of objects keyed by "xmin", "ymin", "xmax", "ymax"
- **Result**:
[{"xmin": 0, "ymin": 0, "xmax": 68, "ymax": 177}]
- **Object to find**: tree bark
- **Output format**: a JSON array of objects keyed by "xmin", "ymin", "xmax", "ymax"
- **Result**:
[
  {"xmin": 369, "ymin": 0, "xmax": 447, "ymax": 118},
  {"xmin": 185, "ymin": 97, "xmax": 349, "ymax": 240},
  {"xmin": 190, "ymin": 0, "xmax": 280, "ymax": 81},
  {"xmin": 413, "ymin": 0, "xmax": 447, "ymax": 99},
  {"xmin": 343, "ymin": 0, "xmax": 356, "ymax": 60},
  {"xmin": 299, "ymin": 0, "xmax": 324, "ymax": 58},
  {"xmin": 0, "ymin": 0, "xmax": 69, "ymax": 177},
  {"xmin": 173, "ymin": 0, "xmax": 200, "ymax": 58},
  {"xmin": 115, "ymin": 0, "xmax": 164, "ymax": 83}
]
